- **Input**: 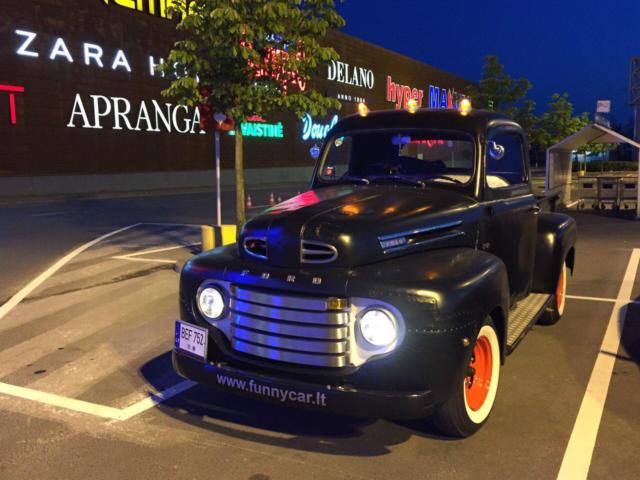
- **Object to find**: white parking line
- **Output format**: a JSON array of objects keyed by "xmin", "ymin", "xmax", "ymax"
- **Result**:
[
  {"xmin": 0, "ymin": 222, "xmax": 201, "ymax": 421},
  {"xmin": 112, "ymin": 243, "xmax": 201, "ymax": 265},
  {"xmin": 0, "ymin": 223, "xmax": 141, "ymax": 321},
  {"xmin": 557, "ymin": 248, "xmax": 640, "ymax": 480},
  {"xmin": 0, "ymin": 380, "xmax": 196, "ymax": 421}
]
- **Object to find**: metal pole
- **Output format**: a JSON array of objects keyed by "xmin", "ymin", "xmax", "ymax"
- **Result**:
[{"xmin": 215, "ymin": 130, "xmax": 222, "ymax": 226}]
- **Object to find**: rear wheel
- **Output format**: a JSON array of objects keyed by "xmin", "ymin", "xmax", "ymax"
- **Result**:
[
  {"xmin": 432, "ymin": 319, "xmax": 501, "ymax": 437},
  {"xmin": 539, "ymin": 261, "xmax": 567, "ymax": 325}
]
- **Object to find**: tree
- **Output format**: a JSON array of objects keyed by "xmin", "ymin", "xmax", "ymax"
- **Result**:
[
  {"xmin": 159, "ymin": 0, "xmax": 345, "ymax": 226},
  {"xmin": 534, "ymin": 93, "xmax": 589, "ymax": 150},
  {"xmin": 466, "ymin": 55, "xmax": 535, "ymax": 140}
]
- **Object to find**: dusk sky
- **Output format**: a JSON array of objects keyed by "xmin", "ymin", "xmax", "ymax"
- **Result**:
[{"xmin": 339, "ymin": 0, "xmax": 639, "ymax": 124}]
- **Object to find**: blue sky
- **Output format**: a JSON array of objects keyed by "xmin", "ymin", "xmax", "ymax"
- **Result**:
[{"xmin": 339, "ymin": 0, "xmax": 639, "ymax": 124}]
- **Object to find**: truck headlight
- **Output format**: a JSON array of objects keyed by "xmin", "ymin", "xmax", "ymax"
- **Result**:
[
  {"xmin": 358, "ymin": 308, "xmax": 398, "ymax": 347},
  {"xmin": 197, "ymin": 285, "xmax": 226, "ymax": 320}
]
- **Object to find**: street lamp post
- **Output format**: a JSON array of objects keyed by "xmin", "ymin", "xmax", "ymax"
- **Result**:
[{"xmin": 213, "ymin": 113, "xmax": 227, "ymax": 227}]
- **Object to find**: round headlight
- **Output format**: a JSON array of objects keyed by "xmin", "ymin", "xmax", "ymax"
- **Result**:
[
  {"xmin": 359, "ymin": 308, "xmax": 398, "ymax": 347},
  {"xmin": 197, "ymin": 286, "xmax": 226, "ymax": 320}
]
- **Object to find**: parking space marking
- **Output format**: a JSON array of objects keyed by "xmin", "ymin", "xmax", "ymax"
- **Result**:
[
  {"xmin": 0, "ymin": 223, "xmax": 141, "ymax": 321},
  {"xmin": 112, "ymin": 243, "xmax": 201, "ymax": 265},
  {"xmin": 567, "ymin": 294, "xmax": 640, "ymax": 305},
  {"xmin": 0, "ymin": 222, "xmax": 202, "ymax": 422},
  {"xmin": 557, "ymin": 248, "xmax": 640, "ymax": 480},
  {"xmin": 0, "ymin": 379, "xmax": 196, "ymax": 421}
]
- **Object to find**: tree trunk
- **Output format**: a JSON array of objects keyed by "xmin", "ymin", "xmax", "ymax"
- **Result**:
[{"xmin": 235, "ymin": 127, "xmax": 246, "ymax": 227}]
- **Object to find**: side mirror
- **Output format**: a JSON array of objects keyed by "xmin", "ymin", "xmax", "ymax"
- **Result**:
[{"xmin": 488, "ymin": 141, "xmax": 505, "ymax": 160}]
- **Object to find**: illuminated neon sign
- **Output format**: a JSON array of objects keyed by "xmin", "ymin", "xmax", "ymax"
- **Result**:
[
  {"xmin": 66, "ymin": 93, "xmax": 206, "ymax": 134},
  {"xmin": 100, "ymin": 0, "xmax": 183, "ymax": 19},
  {"xmin": 14, "ymin": 28, "xmax": 172, "ymax": 78},
  {"xmin": 327, "ymin": 60, "xmax": 374, "ymax": 89},
  {"xmin": 0, "ymin": 84, "xmax": 25, "ymax": 125},
  {"xmin": 410, "ymin": 139, "xmax": 446, "ymax": 147},
  {"xmin": 15, "ymin": 29, "xmax": 134, "ymax": 73},
  {"xmin": 429, "ymin": 85, "xmax": 464, "ymax": 110},
  {"xmin": 243, "ymin": 40, "xmax": 307, "ymax": 93},
  {"xmin": 386, "ymin": 75, "xmax": 424, "ymax": 110},
  {"xmin": 301, "ymin": 114, "xmax": 338, "ymax": 141},
  {"xmin": 229, "ymin": 117, "xmax": 285, "ymax": 138}
]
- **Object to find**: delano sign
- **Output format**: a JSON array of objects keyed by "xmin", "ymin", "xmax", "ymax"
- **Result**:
[{"xmin": 327, "ymin": 60, "xmax": 375, "ymax": 90}]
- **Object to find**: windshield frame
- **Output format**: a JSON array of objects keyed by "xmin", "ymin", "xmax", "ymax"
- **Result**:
[{"xmin": 312, "ymin": 127, "xmax": 479, "ymax": 192}]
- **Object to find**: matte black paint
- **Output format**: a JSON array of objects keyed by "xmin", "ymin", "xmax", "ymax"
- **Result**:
[{"xmin": 175, "ymin": 109, "xmax": 576, "ymax": 419}]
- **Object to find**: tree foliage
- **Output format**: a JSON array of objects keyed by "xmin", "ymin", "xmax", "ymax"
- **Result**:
[
  {"xmin": 533, "ymin": 93, "xmax": 590, "ymax": 149},
  {"xmin": 469, "ymin": 56, "xmax": 593, "ymax": 153},
  {"xmin": 158, "ymin": 0, "xmax": 345, "ymax": 225},
  {"xmin": 158, "ymin": 0, "xmax": 344, "ymax": 122},
  {"xmin": 465, "ymin": 55, "xmax": 532, "ymax": 118}
]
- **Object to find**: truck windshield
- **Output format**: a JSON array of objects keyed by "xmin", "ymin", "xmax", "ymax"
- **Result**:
[{"xmin": 318, "ymin": 130, "xmax": 475, "ymax": 187}]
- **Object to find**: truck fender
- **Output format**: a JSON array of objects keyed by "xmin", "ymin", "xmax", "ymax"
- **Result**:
[
  {"xmin": 532, "ymin": 213, "xmax": 577, "ymax": 294},
  {"xmin": 348, "ymin": 248, "xmax": 510, "ymax": 362}
]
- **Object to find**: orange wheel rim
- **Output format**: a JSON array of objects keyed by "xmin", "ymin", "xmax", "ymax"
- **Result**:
[
  {"xmin": 465, "ymin": 336, "xmax": 493, "ymax": 411},
  {"xmin": 556, "ymin": 268, "xmax": 565, "ymax": 310}
]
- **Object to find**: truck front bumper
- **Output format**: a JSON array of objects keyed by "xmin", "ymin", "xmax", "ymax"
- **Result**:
[{"xmin": 173, "ymin": 350, "xmax": 434, "ymax": 420}]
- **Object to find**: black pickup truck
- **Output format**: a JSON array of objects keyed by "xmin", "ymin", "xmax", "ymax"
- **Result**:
[{"xmin": 173, "ymin": 108, "xmax": 576, "ymax": 437}]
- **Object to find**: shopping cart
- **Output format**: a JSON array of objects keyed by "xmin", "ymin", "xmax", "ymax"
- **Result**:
[
  {"xmin": 619, "ymin": 176, "xmax": 638, "ymax": 211},
  {"xmin": 575, "ymin": 178, "xmax": 598, "ymax": 210},
  {"xmin": 596, "ymin": 177, "xmax": 621, "ymax": 210}
]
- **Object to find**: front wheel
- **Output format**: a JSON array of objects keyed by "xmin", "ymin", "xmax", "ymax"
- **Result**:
[{"xmin": 432, "ymin": 319, "xmax": 501, "ymax": 437}]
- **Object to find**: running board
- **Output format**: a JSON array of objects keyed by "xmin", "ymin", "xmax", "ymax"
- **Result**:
[{"xmin": 506, "ymin": 293, "xmax": 552, "ymax": 353}]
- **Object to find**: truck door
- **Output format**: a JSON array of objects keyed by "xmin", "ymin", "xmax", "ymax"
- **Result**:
[{"xmin": 482, "ymin": 126, "xmax": 538, "ymax": 304}]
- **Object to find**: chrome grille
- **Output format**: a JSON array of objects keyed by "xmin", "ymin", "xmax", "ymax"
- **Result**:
[
  {"xmin": 229, "ymin": 286, "xmax": 349, "ymax": 367},
  {"xmin": 300, "ymin": 240, "xmax": 338, "ymax": 264}
]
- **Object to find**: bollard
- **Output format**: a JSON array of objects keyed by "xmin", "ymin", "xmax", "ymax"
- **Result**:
[
  {"xmin": 201, "ymin": 224, "xmax": 238, "ymax": 252},
  {"xmin": 201, "ymin": 225, "xmax": 215, "ymax": 252}
]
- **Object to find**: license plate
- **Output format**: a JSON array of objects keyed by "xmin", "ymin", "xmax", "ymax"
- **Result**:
[{"xmin": 175, "ymin": 321, "xmax": 208, "ymax": 361}]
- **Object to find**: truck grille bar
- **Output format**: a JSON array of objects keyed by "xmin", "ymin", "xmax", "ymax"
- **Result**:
[{"xmin": 229, "ymin": 286, "xmax": 350, "ymax": 368}]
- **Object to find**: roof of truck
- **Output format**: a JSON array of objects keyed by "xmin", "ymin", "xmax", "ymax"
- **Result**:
[{"xmin": 331, "ymin": 108, "xmax": 519, "ymax": 137}]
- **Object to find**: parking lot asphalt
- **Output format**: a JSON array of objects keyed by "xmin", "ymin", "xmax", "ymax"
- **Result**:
[{"xmin": 0, "ymin": 194, "xmax": 639, "ymax": 480}]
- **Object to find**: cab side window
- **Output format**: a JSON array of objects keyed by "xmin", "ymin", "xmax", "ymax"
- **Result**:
[{"xmin": 486, "ymin": 131, "xmax": 527, "ymax": 188}]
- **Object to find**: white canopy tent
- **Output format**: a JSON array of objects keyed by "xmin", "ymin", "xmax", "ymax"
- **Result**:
[{"xmin": 545, "ymin": 123, "xmax": 640, "ymax": 218}]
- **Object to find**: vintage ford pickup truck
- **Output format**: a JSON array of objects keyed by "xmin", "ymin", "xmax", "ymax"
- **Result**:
[{"xmin": 173, "ymin": 107, "xmax": 577, "ymax": 437}]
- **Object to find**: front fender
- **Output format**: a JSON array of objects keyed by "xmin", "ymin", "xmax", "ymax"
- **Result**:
[
  {"xmin": 532, "ymin": 213, "xmax": 577, "ymax": 293},
  {"xmin": 348, "ymin": 248, "xmax": 509, "ymax": 403}
]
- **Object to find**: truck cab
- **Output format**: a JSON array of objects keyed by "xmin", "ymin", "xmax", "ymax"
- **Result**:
[{"xmin": 173, "ymin": 108, "xmax": 576, "ymax": 437}]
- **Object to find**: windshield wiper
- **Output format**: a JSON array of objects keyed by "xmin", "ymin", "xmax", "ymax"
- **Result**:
[
  {"xmin": 367, "ymin": 175, "xmax": 425, "ymax": 188},
  {"xmin": 426, "ymin": 174, "xmax": 464, "ymax": 185}
]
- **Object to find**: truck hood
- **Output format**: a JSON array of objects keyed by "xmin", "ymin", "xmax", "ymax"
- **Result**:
[{"xmin": 240, "ymin": 185, "xmax": 479, "ymax": 268}]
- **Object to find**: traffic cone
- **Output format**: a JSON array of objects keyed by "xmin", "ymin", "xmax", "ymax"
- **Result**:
[
  {"xmin": 269, "ymin": 192, "xmax": 276, "ymax": 205},
  {"xmin": 246, "ymin": 195, "xmax": 252, "ymax": 208}
]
